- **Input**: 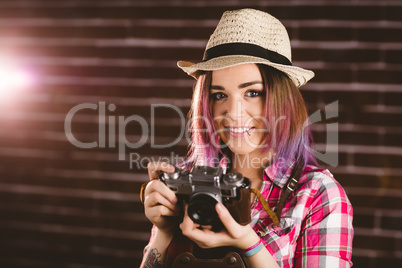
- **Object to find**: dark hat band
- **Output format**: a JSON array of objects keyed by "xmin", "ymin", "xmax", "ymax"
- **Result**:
[{"xmin": 203, "ymin": 42, "xmax": 292, "ymax": 66}]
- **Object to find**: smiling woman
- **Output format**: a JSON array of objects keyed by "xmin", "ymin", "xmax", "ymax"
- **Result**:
[
  {"xmin": 188, "ymin": 63, "xmax": 315, "ymax": 180},
  {"xmin": 140, "ymin": 8, "xmax": 353, "ymax": 268}
]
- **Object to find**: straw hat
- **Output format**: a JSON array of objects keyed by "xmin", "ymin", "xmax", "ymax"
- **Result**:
[{"xmin": 177, "ymin": 8, "xmax": 314, "ymax": 87}]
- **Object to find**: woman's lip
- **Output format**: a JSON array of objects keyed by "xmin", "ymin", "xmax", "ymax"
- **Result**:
[{"xmin": 224, "ymin": 126, "xmax": 255, "ymax": 137}]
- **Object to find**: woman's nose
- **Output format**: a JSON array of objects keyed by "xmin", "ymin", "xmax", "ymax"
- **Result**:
[{"xmin": 224, "ymin": 100, "xmax": 244, "ymax": 120}]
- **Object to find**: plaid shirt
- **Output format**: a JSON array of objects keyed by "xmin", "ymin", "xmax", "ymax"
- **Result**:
[{"xmin": 251, "ymin": 163, "xmax": 354, "ymax": 267}]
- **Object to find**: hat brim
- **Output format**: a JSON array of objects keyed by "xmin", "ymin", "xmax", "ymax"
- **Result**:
[{"xmin": 177, "ymin": 55, "xmax": 314, "ymax": 87}]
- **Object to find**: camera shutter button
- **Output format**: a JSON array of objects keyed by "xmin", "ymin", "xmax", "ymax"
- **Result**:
[{"xmin": 224, "ymin": 172, "xmax": 244, "ymax": 186}]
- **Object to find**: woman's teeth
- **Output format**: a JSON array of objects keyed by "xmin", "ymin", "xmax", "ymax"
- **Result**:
[{"xmin": 229, "ymin": 127, "xmax": 252, "ymax": 133}]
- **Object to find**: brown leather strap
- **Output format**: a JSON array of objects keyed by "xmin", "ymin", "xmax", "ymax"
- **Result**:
[
  {"xmin": 274, "ymin": 158, "xmax": 305, "ymax": 225},
  {"xmin": 171, "ymin": 251, "xmax": 245, "ymax": 268},
  {"xmin": 251, "ymin": 188, "xmax": 280, "ymax": 227},
  {"xmin": 167, "ymin": 230, "xmax": 245, "ymax": 268}
]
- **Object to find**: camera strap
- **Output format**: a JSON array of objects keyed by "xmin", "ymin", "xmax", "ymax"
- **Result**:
[
  {"xmin": 166, "ymin": 229, "xmax": 245, "ymax": 268},
  {"xmin": 249, "ymin": 158, "xmax": 305, "ymax": 227},
  {"xmin": 250, "ymin": 188, "xmax": 280, "ymax": 226},
  {"xmin": 273, "ymin": 158, "xmax": 305, "ymax": 225},
  {"xmin": 170, "ymin": 251, "xmax": 245, "ymax": 268}
]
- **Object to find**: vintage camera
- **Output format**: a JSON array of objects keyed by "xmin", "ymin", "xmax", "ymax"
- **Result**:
[{"xmin": 160, "ymin": 165, "xmax": 251, "ymax": 231}]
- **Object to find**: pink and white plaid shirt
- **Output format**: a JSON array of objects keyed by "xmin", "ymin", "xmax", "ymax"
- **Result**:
[{"xmin": 252, "ymin": 163, "xmax": 354, "ymax": 267}]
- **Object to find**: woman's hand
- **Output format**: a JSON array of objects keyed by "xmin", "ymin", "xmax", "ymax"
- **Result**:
[
  {"xmin": 143, "ymin": 161, "xmax": 180, "ymax": 233},
  {"xmin": 180, "ymin": 202, "xmax": 260, "ymax": 251}
]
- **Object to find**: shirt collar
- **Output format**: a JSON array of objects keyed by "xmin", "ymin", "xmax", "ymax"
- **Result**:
[{"xmin": 264, "ymin": 160, "xmax": 295, "ymax": 188}]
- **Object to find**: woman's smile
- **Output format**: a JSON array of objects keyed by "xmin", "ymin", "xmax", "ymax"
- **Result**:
[{"xmin": 225, "ymin": 126, "xmax": 255, "ymax": 137}]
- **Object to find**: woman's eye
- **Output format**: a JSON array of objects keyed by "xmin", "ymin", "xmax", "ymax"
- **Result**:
[
  {"xmin": 210, "ymin": 92, "xmax": 227, "ymax": 100},
  {"xmin": 246, "ymin": 90, "xmax": 265, "ymax": 98}
]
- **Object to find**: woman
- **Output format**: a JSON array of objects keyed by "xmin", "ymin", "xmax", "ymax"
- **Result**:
[{"xmin": 140, "ymin": 8, "xmax": 353, "ymax": 268}]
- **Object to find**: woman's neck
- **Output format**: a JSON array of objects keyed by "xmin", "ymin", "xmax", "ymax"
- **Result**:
[{"xmin": 230, "ymin": 150, "xmax": 273, "ymax": 189}]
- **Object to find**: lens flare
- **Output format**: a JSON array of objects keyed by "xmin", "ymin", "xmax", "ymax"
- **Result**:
[
  {"xmin": 0, "ymin": 69, "xmax": 31, "ymax": 89},
  {"xmin": 0, "ymin": 57, "xmax": 34, "ymax": 101}
]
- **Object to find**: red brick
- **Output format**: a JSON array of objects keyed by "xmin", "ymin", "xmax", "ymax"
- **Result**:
[
  {"xmin": 293, "ymin": 48, "xmax": 324, "ymax": 62},
  {"xmin": 299, "ymin": 27, "xmax": 354, "ymax": 41},
  {"xmin": 293, "ymin": 48, "xmax": 380, "ymax": 63},
  {"xmin": 358, "ymin": 70, "xmax": 402, "ymax": 84},
  {"xmin": 323, "ymin": 91, "xmax": 381, "ymax": 106},
  {"xmin": 0, "ymin": 190, "xmax": 140, "ymax": 213},
  {"xmin": 348, "ymin": 194, "xmax": 402, "ymax": 210},
  {"xmin": 354, "ymin": 112, "xmax": 401, "ymax": 127},
  {"xmin": 386, "ymin": 6, "xmax": 402, "ymax": 21},
  {"xmin": 273, "ymin": 6, "xmax": 382, "ymax": 21},
  {"xmin": 382, "ymin": 216, "xmax": 402, "ymax": 231},
  {"xmin": 0, "ymin": 230, "xmax": 140, "ymax": 266},
  {"xmin": 315, "ymin": 154, "xmax": 343, "ymax": 168},
  {"xmin": 300, "ymin": 90, "xmax": 321, "ymax": 105},
  {"xmin": 384, "ymin": 92, "xmax": 402, "ymax": 106},
  {"xmin": 313, "ymin": 69, "xmax": 353, "ymax": 83},
  {"xmin": 353, "ymin": 234, "xmax": 395, "ymax": 251},
  {"xmin": 0, "ymin": 203, "xmax": 151, "ymax": 232},
  {"xmin": 39, "ymin": 84, "xmax": 194, "ymax": 99},
  {"xmin": 333, "ymin": 173, "xmax": 393, "ymax": 189},
  {"xmin": 376, "ymin": 257, "xmax": 402, "ymax": 267},
  {"xmin": 351, "ymin": 256, "xmax": 372, "ymax": 268},
  {"xmin": 354, "ymin": 153, "xmax": 402, "ymax": 169},
  {"xmin": 339, "ymin": 131, "xmax": 379, "ymax": 145},
  {"xmin": 383, "ymin": 133, "xmax": 402, "ymax": 147},
  {"xmin": 358, "ymin": 28, "xmax": 402, "ymax": 42},
  {"xmin": 0, "ymin": 44, "xmax": 204, "ymax": 61},
  {"xmin": 0, "ymin": 25, "xmax": 130, "ymax": 39},
  {"xmin": 29, "ymin": 64, "xmax": 183, "ymax": 79},
  {"xmin": 385, "ymin": 49, "xmax": 402, "ymax": 64},
  {"xmin": 323, "ymin": 49, "xmax": 381, "ymax": 63},
  {"xmin": 353, "ymin": 214, "xmax": 375, "ymax": 229}
]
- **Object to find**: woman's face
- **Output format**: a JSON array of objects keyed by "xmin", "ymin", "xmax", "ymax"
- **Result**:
[{"xmin": 210, "ymin": 63, "xmax": 267, "ymax": 156}]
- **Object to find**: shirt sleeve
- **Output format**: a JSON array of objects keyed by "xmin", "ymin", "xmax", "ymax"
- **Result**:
[{"xmin": 294, "ymin": 173, "xmax": 354, "ymax": 267}]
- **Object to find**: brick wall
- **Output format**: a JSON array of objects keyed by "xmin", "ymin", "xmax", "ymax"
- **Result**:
[{"xmin": 0, "ymin": 1, "xmax": 401, "ymax": 267}]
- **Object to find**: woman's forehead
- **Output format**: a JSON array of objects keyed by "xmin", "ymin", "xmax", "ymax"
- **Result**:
[{"xmin": 211, "ymin": 63, "xmax": 262, "ymax": 87}]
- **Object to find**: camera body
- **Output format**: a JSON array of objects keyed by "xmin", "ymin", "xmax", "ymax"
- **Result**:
[{"xmin": 160, "ymin": 165, "xmax": 251, "ymax": 231}]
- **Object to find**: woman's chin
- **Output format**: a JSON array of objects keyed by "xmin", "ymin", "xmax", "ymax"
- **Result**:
[{"xmin": 225, "ymin": 143, "xmax": 260, "ymax": 156}]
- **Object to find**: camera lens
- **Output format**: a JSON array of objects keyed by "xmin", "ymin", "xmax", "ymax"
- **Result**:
[{"xmin": 188, "ymin": 193, "xmax": 219, "ymax": 226}]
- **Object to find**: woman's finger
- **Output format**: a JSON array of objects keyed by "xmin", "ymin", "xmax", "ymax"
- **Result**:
[
  {"xmin": 215, "ymin": 203, "xmax": 241, "ymax": 237},
  {"xmin": 144, "ymin": 180, "xmax": 178, "ymax": 205},
  {"xmin": 146, "ymin": 204, "xmax": 179, "ymax": 219},
  {"xmin": 147, "ymin": 161, "xmax": 175, "ymax": 180},
  {"xmin": 144, "ymin": 190, "xmax": 178, "ymax": 213}
]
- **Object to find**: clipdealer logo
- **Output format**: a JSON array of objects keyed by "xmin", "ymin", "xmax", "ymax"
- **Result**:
[
  {"xmin": 64, "ymin": 101, "xmax": 339, "ymax": 168},
  {"xmin": 305, "ymin": 100, "xmax": 339, "ymax": 167}
]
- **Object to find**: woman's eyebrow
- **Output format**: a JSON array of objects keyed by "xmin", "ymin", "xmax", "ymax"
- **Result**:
[
  {"xmin": 210, "ymin": 80, "xmax": 263, "ymax": 91},
  {"xmin": 238, "ymin": 80, "xmax": 263, "ymax": 89},
  {"xmin": 210, "ymin": 85, "xmax": 225, "ymax": 90}
]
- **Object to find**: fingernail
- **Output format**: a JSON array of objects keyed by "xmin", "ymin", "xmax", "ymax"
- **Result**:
[{"xmin": 216, "ymin": 203, "xmax": 224, "ymax": 213}]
